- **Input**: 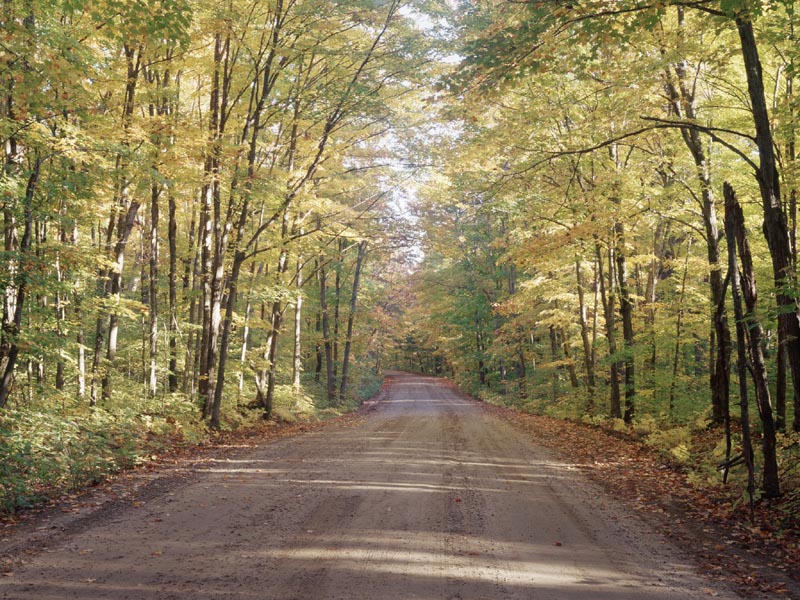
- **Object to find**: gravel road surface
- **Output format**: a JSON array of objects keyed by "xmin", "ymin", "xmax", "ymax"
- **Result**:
[{"xmin": 1, "ymin": 372, "xmax": 744, "ymax": 599}]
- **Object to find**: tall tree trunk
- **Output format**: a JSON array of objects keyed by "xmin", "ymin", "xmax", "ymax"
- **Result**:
[
  {"xmin": 92, "ymin": 44, "xmax": 143, "ymax": 405},
  {"xmin": 561, "ymin": 326, "xmax": 580, "ymax": 388},
  {"xmin": 549, "ymin": 325, "xmax": 559, "ymax": 403},
  {"xmin": 263, "ymin": 207, "xmax": 293, "ymax": 414},
  {"xmin": 212, "ymin": 251, "xmax": 244, "ymax": 428},
  {"xmin": 517, "ymin": 345, "xmax": 527, "ymax": 399},
  {"xmin": 736, "ymin": 15, "xmax": 800, "ymax": 436},
  {"xmin": 148, "ymin": 182, "xmax": 159, "ymax": 397},
  {"xmin": 55, "ymin": 226, "xmax": 67, "ymax": 391},
  {"xmin": 319, "ymin": 260, "xmax": 335, "ymax": 403},
  {"xmin": 332, "ymin": 242, "xmax": 342, "ymax": 382},
  {"xmin": 238, "ymin": 262, "xmax": 257, "ymax": 398},
  {"xmin": 339, "ymin": 241, "xmax": 366, "ymax": 402},
  {"xmin": 101, "ymin": 197, "xmax": 141, "ymax": 402},
  {"xmin": 596, "ymin": 241, "xmax": 621, "ymax": 418},
  {"xmin": 182, "ymin": 202, "xmax": 198, "ymax": 396},
  {"xmin": 293, "ymin": 255, "xmax": 304, "ymax": 395},
  {"xmin": 725, "ymin": 185, "xmax": 757, "ymax": 516},
  {"xmin": 784, "ymin": 28, "xmax": 797, "ymax": 432},
  {"xmin": 614, "ymin": 221, "xmax": 636, "ymax": 423},
  {"xmin": 167, "ymin": 192, "xmax": 178, "ymax": 393},
  {"xmin": 575, "ymin": 257, "xmax": 595, "ymax": 398},
  {"xmin": 724, "ymin": 182, "xmax": 780, "ymax": 498},
  {"xmin": 664, "ymin": 7, "xmax": 730, "ymax": 424},
  {"xmin": 0, "ymin": 159, "xmax": 39, "ymax": 409},
  {"xmin": 199, "ymin": 31, "xmax": 226, "ymax": 419}
]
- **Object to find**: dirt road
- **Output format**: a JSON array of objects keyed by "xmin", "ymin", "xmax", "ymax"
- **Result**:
[{"xmin": 1, "ymin": 372, "xmax": 745, "ymax": 599}]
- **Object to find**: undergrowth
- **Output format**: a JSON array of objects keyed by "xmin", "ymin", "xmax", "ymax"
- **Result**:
[{"xmin": 0, "ymin": 366, "xmax": 383, "ymax": 516}]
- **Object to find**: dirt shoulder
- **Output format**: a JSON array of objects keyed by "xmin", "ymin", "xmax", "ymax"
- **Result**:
[{"xmin": 481, "ymin": 402, "xmax": 800, "ymax": 598}]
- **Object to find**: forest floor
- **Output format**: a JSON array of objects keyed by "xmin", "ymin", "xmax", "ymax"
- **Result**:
[{"xmin": 0, "ymin": 372, "xmax": 797, "ymax": 599}]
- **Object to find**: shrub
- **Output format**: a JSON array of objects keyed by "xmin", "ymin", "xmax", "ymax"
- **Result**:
[{"xmin": 646, "ymin": 426, "xmax": 692, "ymax": 464}]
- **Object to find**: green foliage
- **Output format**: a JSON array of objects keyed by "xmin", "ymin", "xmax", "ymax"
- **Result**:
[
  {"xmin": 646, "ymin": 425, "xmax": 693, "ymax": 464},
  {"xmin": 0, "ymin": 398, "xmax": 199, "ymax": 514}
]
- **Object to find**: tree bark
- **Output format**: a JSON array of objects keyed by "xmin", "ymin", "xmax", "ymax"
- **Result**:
[
  {"xmin": 0, "ymin": 159, "xmax": 39, "ymax": 409},
  {"xmin": 320, "ymin": 260, "xmax": 336, "ymax": 403},
  {"xmin": 725, "ymin": 184, "xmax": 757, "ymax": 515},
  {"xmin": 91, "ymin": 43, "xmax": 143, "ymax": 405},
  {"xmin": 596, "ymin": 241, "xmax": 621, "ymax": 418},
  {"xmin": 561, "ymin": 326, "xmax": 580, "ymax": 389},
  {"xmin": 724, "ymin": 182, "xmax": 780, "ymax": 498},
  {"xmin": 664, "ymin": 8, "xmax": 730, "ymax": 423},
  {"xmin": 736, "ymin": 15, "xmax": 800, "ymax": 437},
  {"xmin": 148, "ymin": 182, "xmax": 159, "ymax": 397},
  {"xmin": 339, "ymin": 241, "xmax": 366, "ymax": 402},
  {"xmin": 549, "ymin": 325, "xmax": 559, "ymax": 403},
  {"xmin": 575, "ymin": 257, "xmax": 595, "ymax": 397},
  {"xmin": 292, "ymin": 255, "xmax": 304, "ymax": 395},
  {"xmin": 167, "ymin": 192, "xmax": 179, "ymax": 393},
  {"xmin": 614, "ymin": 221, "xmax": 636, "ymax": 423}
]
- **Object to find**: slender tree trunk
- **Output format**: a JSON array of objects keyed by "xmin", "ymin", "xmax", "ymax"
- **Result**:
[
  {"xmin": 182, "ymin": 202, "xmax": 198, "ymax": 396},
  {"xmin": 784, "ymin": 34, "xmax": 797, "ymax": 432},
  {"xmin": 776, "ymin": 340, "xmax": 787, "ymax": 432},
  {"xmin": 614, "ymin": 221, "xmax": 635, "ymax": 423},
  {"xmin": 596, "ymin": 241, "xmax": 621, "ymax": 418},
  {"xmin": 91, "ymin": 44, "xmax": 142, "ymax": 405},
  {"xmin": 148, "ymin": 183, "xmax": 159, "ymax": 397},
  {"xmin": 314, "ymin": 261, "xmax": 322, "ymax": 383},
  {"xmin": 549, "ymin": 325, "xmax": 559, "ymax": 402},
  {"xmin": 339, "ymin": 241, "xmax": 366, "ymax": 402},
  {"xmin": 55, "ymin": 230, "xmax": 66, "ymax": 391},
  {"xmin": 0, "ymin": 159, "xmax": 39, "ymax": 409},
  {"xmin": 212, "ymin": 251, "xmax": 244, "ymax": 428},
  {"xmin": 320, "ymin": 260, "xmax": 335, "ymax": 403},
  {"xmin": 664, "ymin": 11, "xmax": 730, "ymax": 424},
  {"xmin": 726, "ymin": 188, "xmax": 757, "ymax": 516},
  {"xmin": 293, "ymin": 256, "xmax": 304, "ymax": 395},
  {"xmin": 575, "ymin": 257, "xmax": 595, "ymax": 398},
  {"xmin": 736, "ymin": 16, "xmax": 800, "ymax": 437},
  {"xmin": 101, "ymin": 197, "xmax": 140, "ymax": 402},
  {"xmin": 167, "ymin": 192, "xmax": 178, "ymax": 393},
  {"xmin": 263, "ymin": 208, "xmax": 292, "ymax": 414},
  {"xmin": 517, "ymin": 345, "xmax": 527, "ymax": 399},
  {"xmin": 199, "ymin": 32, "xmax": 226, "ymax": 419},
  {"xmin": 238, "ymin": 262, "xmax": 256, "ymax": 398},
  {"xmin": 724, "ymin": 182, "xmax": 780, "ymax": 498},
  {"xmin": 561, "ymin": 326, "xmax": 580, "ymax": 388},
  {"xmin": 332, "ymin": 243, "xmax": 342, "ymax": 382}
]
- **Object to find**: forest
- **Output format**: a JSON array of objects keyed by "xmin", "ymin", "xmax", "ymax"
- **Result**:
[{"xmin": 1, "ymin": 0, "xmax": 799, "ymax": 534}]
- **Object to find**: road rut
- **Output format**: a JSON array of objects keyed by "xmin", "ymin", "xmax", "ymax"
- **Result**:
[{"xmin": 1, "ymin": 372, "xmax": 743, "ymax": 599}]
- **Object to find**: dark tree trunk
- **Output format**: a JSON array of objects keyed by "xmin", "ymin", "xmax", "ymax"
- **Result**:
[
  {"xmin": 576, "ymin": 258, "xmax": 595, "ymax": 398},
  {"xmin": 596, "ymin": 241, "xmax": 621, "ymax": 418},
  {"xmin": 320, "ymin": 261, "xmax": 335, "ymax": 403},
  {"xmin": 724, "ymin": 182, "xmax": 780, "ymax": 499},
  {"xmin": 614, "ymin": 221, "xmax": 635, "ymax": 423},
  {"xmin": 736, "ymin": 16, "xmax": 800, "ymax": 436},
  {"xmin": 549, "ymin": 325, "xmax": 559, "ymax": 403},
  {"xmin": 725, "ymin": 184, "xmax": 758, "ymax": 516},
  {"xmin": 167, "ymin": 192, "xmax": 179, "ymax": 393},
  {"xmin": 339, "ymin": 241, "xmax": 366, "ymax": 403},
  {"xmin": 664, "ymin": 12, "xmax": 730, "ymax": 423},
  {"xmin": 0, "ymin": 159, "xmax": 39, "ymax": 409}
]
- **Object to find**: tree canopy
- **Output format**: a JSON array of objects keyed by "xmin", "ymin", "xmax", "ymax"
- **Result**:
[{"xmin": 1, "ymin": 0, "xmax": 799, "ymax": 519}]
